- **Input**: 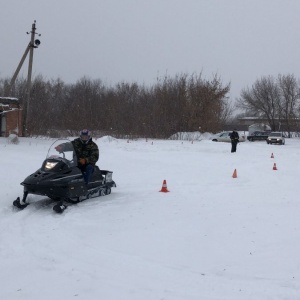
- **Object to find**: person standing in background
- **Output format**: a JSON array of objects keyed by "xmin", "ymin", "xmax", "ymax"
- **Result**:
[{"xmin": 230, "ymin": 129, "xmax": 239, "ymax": 153}]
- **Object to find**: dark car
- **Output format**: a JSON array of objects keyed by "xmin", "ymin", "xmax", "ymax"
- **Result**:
[{"xmin": 247, "ymin": 131, "xmax": 270, "ymax": 142}]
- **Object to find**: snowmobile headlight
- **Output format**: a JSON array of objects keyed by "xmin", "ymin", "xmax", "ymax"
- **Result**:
[{"xmin": 45, "ymin": 161, "xmax": 58, "ymax": 170}]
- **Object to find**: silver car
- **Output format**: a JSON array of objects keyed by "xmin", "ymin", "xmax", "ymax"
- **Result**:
[
  {"xmin": 211, "ymin": 131, "xmax": 245, "ymax": 143},
  {"xmin": 266, "ymin": 132, "xmax": 285, "ymax": 145}
]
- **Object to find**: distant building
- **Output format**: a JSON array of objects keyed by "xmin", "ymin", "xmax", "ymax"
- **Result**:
[
  {"xmin": 238, "ymin": 116, "xmax": 300, "ymax": 132},
  {"xmin": 238, "ymin": 117, "xmax": 270, "ymax": 126},
  {"xmin": 0, "ymin": 97, "xmax": 22, "ymax": 137}
]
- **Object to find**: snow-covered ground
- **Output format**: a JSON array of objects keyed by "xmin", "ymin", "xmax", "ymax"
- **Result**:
[{"xmin": 1, "ymin": 135, "xmax": 300, "ymax": 300}]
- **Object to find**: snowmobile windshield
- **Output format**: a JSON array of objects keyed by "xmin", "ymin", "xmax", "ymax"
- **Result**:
[{"xmin": 46, "ymin": 139, "xmax": 78, "ymax": 168}]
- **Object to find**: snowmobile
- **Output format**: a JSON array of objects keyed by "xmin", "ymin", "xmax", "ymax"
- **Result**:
[{"xmin": 13, "ymin": 139, "xmax": 116, "ymax": 213}]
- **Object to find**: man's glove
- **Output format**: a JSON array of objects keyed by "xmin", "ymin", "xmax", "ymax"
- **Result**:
[
  {"xmin": 55, "ymin": 145, "xmax": 62, "ymax": 153},
  {"xmin": 79, "ymin": 158, "xmax": 86, "ymax": 165}
]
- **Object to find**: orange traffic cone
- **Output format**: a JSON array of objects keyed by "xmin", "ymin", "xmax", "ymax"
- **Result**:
[
  {"xmin": 159, "ymin": 180, "xmax": 170, "ymax": 192},
  {"xmin": 232, "ymin": 169, "xmax": 237, "ymax": 178},
  {"xmin": 273, "ymin": 163, "xmax": 277, "ymax": 170},
  {"xmin": 271, "ymin": 153, "xmax": 274, "ymax": 158}
]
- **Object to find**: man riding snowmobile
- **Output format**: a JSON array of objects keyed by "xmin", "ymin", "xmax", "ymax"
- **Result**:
[
  {"xmin": 55, "ymin": 129, "xmax": 99, "ymax": 184},
  {"xmin": 13, "ymin": 133, "xmax": 116, "ymax": 213}
]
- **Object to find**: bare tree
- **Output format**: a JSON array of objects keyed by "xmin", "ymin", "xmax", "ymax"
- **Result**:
[
  {"xmin": 238, "ymin": 74, "xmax": 300, "ymax": 133},
  {"xmin": 277, "ymin": 74, "xmax": 300, "ymax": 136},
  {"xmin": 186, "ymin": 73, "xmax": 231, "ymax": 133},
  {"xmin": 1, "ymin": 72, "xmax": 232, "ymax": 138},
  {"xmin": 238, "ymin": 76, "xmax": 281, "ymax": 131}
]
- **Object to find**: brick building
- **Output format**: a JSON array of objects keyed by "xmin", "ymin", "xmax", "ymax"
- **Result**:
[{"xmin": 0, "ymin": 97, "xmax": 22, "ymax": 137}]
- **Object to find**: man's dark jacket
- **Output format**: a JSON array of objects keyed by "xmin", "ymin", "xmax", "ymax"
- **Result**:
[
  {"xmin": 71, "ymin": 138, "xmax": 99, "ymax": 165},
  {"xmin": 60, "ymin": 138, "xmax": 99, "ymax": 166},
  {"xmin": 230, "ymin": 131, "xmax": 239, "ymax": 142}
]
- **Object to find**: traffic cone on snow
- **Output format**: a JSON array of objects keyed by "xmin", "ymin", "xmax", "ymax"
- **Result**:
[
  {"xmin": 159, "ymin": 180, "xmax": 170, "ymax": 192},
  {"xmin": 271, "ymin": 153, "xmax": 274, "ymax": 158},
  {"xmin": 273, "ymin": 163, "xmax": 277, "ymax": 170},
  {"xmin": 232, "ymin": 169, "xmax": 237, "ymax": 178}
]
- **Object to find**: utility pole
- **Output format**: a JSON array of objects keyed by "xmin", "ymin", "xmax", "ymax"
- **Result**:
[{"xmin": 10, "ymin": 20, "xmax": 41, "ymax": 136}]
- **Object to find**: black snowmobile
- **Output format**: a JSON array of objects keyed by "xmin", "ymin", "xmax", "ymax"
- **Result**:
[{"xmin": 13, "ymin": 139, "xmax": 116, "ymax": 213}]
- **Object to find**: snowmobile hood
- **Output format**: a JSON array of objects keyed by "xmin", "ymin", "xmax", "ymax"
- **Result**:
[{"xmin": 22, "ymin": 157, "xmax": 83, "ymax": 186}]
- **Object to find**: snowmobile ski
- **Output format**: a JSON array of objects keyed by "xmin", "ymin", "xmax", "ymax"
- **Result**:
[
  {"xmin": 13, "ymin": 197, "xmax": 29, "ymax": 209},
  {"xmin": 53, "ymin": 201, "xmax": 67, "ymax": 213}
]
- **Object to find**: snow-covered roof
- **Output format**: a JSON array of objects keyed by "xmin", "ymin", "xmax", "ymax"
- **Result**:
[
  {"xmin": 0, "ymin": 97, "xmax": 20, "ymax": 108},
  {"xmin": 0, "ymin": 97, "xmax": 19, "ymax": 102},
  {"xmin": 238, "ymin": 116, "xmax": 265, "ymax": 120}
]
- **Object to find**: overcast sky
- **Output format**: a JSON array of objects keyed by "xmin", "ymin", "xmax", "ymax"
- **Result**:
[{"xmin": 1, "ymin": 0, "xmax": 300, "ymax": 102}]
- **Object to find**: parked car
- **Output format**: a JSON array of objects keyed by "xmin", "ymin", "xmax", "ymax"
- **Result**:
[
  {"xmin": 211, "ymin": 131, "xmax": 245, "ymax": 143},
  {"xmin": 266, "ymin": 132, "xmax": 285, "ymax": 145},
  {"xmin": 247, "ymin": 131, "xmax": 270, "ymax": 142}
]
